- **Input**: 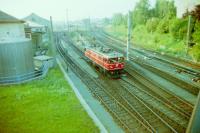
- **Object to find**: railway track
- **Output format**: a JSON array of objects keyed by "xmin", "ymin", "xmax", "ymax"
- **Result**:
[
  {"xmin": 101, "ymin": 77, "xmax": 178, "ymax": 133},
  {"xmin": 76, "ymin": 31, "xmax": 195, "ymax": 112},
  {"xmin": 130, "ymin": 57, "xmax": 199, "ymax": 95},
  {"xmin": 60, "ymin": 33, "xmax": 193, "ymax": 132},
  {"xmin": 120, "ymin": 77, "xmax": 189, "ymax": 133},
  {"xmin": 125, "ymin": 63, "xmax": 194, "ymax": 117},
  {"xmin": 57, "ymin": 36, "xmax": 155, "ymax": 133},
  {"xmin": 133, "ymin": 49, "xmax": 200, "ymax": 78}
]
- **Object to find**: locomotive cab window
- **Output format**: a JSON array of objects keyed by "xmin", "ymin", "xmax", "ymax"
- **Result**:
[
  {"xmin": 109, "ymin": 58, "xmax": 118, "ymax": 63},
  {"xmin": 118, "ymin": 57, "xmax": 124, "ymax": 63},
  {"xmin": 108, "ymin": 57, "xmax": 124, "ymax": 63}
]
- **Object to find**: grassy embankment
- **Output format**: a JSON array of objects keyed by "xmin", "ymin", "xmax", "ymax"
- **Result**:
[
  {"xmin": 0, "ymin": 67, "xmax": 99, "ymax": 133},
  {"xmin": 105, "ymin": 25, "xmax": 190, "ymax": 59}
]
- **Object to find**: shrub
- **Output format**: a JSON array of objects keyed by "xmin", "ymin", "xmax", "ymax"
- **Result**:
[
  {"xmin": 146, "ymin": 18, "xmax": 160, "ymax": 32},
  {"xmin": 189, "ymin": 44, "xmax": 200, "ymax": 62},
  {"xmin": 192, "ymin": 21, "xmax": 200, "ymax": 44},
  {"xmin": 170, "ymin": 18, "xmax": 188, "ymax": 40},
  {"xmin": 157, "ymin": 17, "xmax": 170, "ymax": 33}
]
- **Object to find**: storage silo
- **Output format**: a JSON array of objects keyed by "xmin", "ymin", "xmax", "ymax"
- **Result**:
[{"xmin": 0, "ymin": 10, "xmax": 34, "ymax": 83}]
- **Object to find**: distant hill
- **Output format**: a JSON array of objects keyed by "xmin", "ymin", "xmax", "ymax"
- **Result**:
[{"xmin": 23, "ymin": 13, "xmax": 50, "ymax": 27}]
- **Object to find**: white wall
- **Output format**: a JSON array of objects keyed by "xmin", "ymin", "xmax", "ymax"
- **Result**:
[{"xmin": 0, "ymin": 23, "xmax": 26, "ymax": 42}]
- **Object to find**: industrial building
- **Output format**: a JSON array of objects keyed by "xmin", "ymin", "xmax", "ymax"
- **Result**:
[
  {"xmin": 0, "ymin": 10, "xmax": 34, "ymax": 84},
  {"xmin": 24, "ymin": 20, "xmax": 49, "ymax": 55}
]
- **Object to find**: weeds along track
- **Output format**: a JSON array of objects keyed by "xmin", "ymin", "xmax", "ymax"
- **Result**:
[{"xmin": 57, "ymin": 39, "xmax": 154, "ymax": 133}]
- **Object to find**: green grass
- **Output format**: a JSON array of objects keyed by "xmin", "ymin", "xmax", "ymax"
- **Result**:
[{"xmin": 0, "ymin": 67, "xmax": 99, "ymax": 133}]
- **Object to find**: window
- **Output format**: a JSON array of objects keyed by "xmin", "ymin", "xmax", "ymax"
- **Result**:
[{"xmin": 108, "ymin": 57, "xmax": 124, "ymax": 63}]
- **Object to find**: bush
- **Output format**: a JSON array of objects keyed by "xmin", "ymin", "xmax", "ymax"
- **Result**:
[
  {"xmin": 146, "ymin": 18, "xmax": 160, "ymax": 32},
  {"xmin": 157, "ymin": 17, "xmax": 170, "ymax": 33},
  {"xmin": 189, "ymin": 44, "xmax": 200, "ymax": 62},
  {"xmin": 133, "ymin": 24, "xmax": 147, "ymax": 33},
  {"xmin": 192, "ymin": 21, "xmax": 200, "ymax": 44},
  {"xmin": 170, "ymin": 18, "xmax": 188, "ymax": 40}
]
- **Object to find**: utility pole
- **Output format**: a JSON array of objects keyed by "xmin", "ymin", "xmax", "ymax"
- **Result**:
[
  {"xmin": 126, "ymin": 11, "xmax": 131, "ymax": 61},
  {"xmin": 50, "ymin": 16, "xmax": 56, "ymax": 61},
  {"xmin": 66, "ymin": 9, "xmax": 69, "ymax": 32},
  {"xmin": 186, "ymin": 15, "xmax": 191, "ymax": 55}
]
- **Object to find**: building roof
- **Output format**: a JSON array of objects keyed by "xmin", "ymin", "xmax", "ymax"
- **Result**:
[
  {"xmin": 24, "ymin": 13, "xmax": 50, "ymax": 26},
  {"xmin": 0, "ymin": 10, "xmax": 24, "ymax": 23},
  {"xmin": 24, "ymin": 20, "xmax": 45, "ymax": 28}
]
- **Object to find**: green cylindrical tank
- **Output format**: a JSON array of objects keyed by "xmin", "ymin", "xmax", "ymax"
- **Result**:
[{"xmin": 0, "ymin": 39, "xmax": 34, "ymax": 80}]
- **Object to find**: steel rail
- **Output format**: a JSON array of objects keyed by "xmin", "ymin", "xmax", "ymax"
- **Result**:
[
  {"xmin": 120, "ymin": 78, "xmax": 188, "ymax": 133},
  {"xmin": 57, "ymin": 38, "xmax": 153, "ymax": 133},
  {"xmin": 125, "ymin": 64, "xmax": 194, "ymax": 124}
]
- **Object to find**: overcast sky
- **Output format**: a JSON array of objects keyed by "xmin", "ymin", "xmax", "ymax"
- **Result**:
[{"xmin": 0, "ymin": 0, "xmax": 199, "ymax": 21}]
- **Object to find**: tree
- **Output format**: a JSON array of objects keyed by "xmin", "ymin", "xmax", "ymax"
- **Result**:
[
  {"xmin": 102, "ymin": 18, "xmax": 111, "ymax": 25},
  {"xmin": 112, "ymin": 13, "xmax": 126, "ymax": 26},
  {"xmin": 154, "ymin": 0, "xmax": 176, "ymax": 18},
  {"xmin": 191, "ymin": 4, "xmax": 200, "ymax": 21},
  {"xmin": 157, "ymin": 16, "xmax": 170, "ymax": 33},
  {"xmin": 131, "ymin": 0, "xmax": 151, "ymax": 27},
  {"xmin": 170, "ymin": 18, "xmax": 188, "ymax": 40},
  {"xmin": 183, "ymin": 5, "xmax": 200, "ymax": 44},
  {"xmin": 192, "ymin": 22, "xmax": 200, "ymax": 44},
  {"xmin": 146, "ymin": 17, "xmax": 160, "ymax": 32}
]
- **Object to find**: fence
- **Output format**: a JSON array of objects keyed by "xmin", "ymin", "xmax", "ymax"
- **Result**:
[{"xmin": 0, "ymin": 62, "xmax": 50, "ymax": 85}]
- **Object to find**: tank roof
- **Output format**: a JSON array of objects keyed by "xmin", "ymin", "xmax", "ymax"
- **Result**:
[
  {"xmin": 88, "ymin": 46, "xmax": 124, "ymax": 59},
  {"xmin": 0, "ymin": 10, "xmax": 24, "ymax": 23}
]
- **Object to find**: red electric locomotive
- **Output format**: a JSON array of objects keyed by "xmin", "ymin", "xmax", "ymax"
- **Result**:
[{"xmin": 85, "ymin": 46, "xmax": 124, "ymax": 78}]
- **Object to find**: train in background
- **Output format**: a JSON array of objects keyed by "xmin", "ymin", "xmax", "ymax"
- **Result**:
[{"xmin": 85, "ymin": 46, "xmax": 125, "ymax": 78}]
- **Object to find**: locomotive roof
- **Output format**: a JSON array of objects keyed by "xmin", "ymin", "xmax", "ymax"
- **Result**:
[{"xmin": 87, "ymin": 46, "xmax": 124, "ymax": 58}]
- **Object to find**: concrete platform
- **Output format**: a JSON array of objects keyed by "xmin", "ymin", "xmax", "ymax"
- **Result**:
[{"xmin": 57, "ymin": 57, "xmax": 123, "ymax": 133}]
